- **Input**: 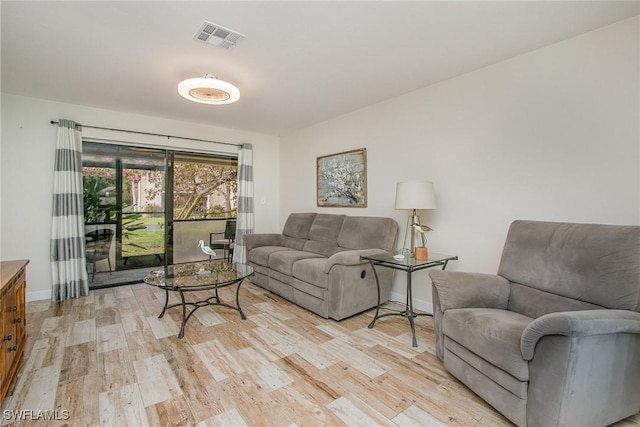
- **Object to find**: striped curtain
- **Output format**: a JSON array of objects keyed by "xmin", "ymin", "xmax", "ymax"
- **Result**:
[
  {"xmin": 51, "ymin": 119, "xmax": 89, "ymax": 300},
  {"xmin": 233, "ymin": 143, "xmax": 254, "ymax": 264}
]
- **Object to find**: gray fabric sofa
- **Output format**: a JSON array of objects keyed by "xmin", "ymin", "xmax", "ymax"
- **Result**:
[
  {"xmin": 429, "ymin": 220, "xmax": 640, "ymax": 427},
  {"xmin": 244, "ymin": 213, "xmax": 398, "ymax": 320}
]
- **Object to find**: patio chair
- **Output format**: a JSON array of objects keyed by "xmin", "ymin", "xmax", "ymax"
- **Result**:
[
  {"xmin": 209, "ymin": 219, "xmax": 236, "ymax": 262},
  {"xmin": 85, "ymin": 228, "xmax": 114, "ymax": 281}
]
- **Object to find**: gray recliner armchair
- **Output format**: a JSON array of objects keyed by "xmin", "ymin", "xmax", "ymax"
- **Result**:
[{"xmin": 429, "ymin": 220, "xmax": 640, "ymax": 427}]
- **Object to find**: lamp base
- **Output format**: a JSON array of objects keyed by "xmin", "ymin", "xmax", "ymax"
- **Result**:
[
  {"xmin": 401, "ymin": 210, "xmax": 430, "ymax": 257},
  {"xmin": 402, "ymin": 211, "xmax": 421, "ymax": 256}
]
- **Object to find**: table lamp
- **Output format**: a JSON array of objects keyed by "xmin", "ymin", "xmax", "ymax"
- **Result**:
[{"xmin": 395, "ymin": 181, "xmax": 437, "ymax": 258}]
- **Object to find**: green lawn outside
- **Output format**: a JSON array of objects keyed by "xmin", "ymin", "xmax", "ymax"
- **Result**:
[
  {"xmin": 121, "ymin": 215, "xmax": 164, "ymax": 257},
  {"xmin": 117, "ymin": 215, "xmax": 229, "ymax": 259}
]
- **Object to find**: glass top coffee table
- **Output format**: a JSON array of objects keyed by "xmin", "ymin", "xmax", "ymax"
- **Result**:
[{"xmin": 143, "ymin": 261, "xmax": 254, "ymax": 338}]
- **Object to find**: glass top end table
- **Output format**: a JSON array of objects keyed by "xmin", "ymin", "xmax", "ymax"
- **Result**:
[
  {"xmin": 361, "ymin": 252, "xmax": 458, "ymax": 270},
  {"xmin": 361, "ymin": 252, "xmax": 458, "ymax": 347},
  {"xmin": 144, "ymin": 261, "xmax": 254, "ymax": 338}
]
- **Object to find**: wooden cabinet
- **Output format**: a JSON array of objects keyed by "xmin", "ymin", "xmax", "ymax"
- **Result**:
[{"xmin": 0, "ymin": 260, "xmax": 28, "ymax": 400}]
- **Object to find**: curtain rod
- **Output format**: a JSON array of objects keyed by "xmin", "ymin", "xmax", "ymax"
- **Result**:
[{"xmin": 50, "ymin": 121, "xmax": 241, "ymax": 148}]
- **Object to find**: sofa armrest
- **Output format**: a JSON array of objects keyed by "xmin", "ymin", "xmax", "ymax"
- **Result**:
[
  {"xmin": 521, "ymin": 309, "xmax": 640, "ymax": 360},
  {"xmin": 323, "ymin": 249, "xmax": 387, "ymax": 273},
  {"xmin": 428, "ymin": 270, "xmax": 510, "ymax": 312},
  {"xmin": 243, "ymin": 233, "xmax": 285, "ymax": 252}
]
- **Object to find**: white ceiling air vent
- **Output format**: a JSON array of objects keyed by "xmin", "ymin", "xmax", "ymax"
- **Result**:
[{"xmin": 194, "ymin": 21, "xmax": 245, "ymax": 50}]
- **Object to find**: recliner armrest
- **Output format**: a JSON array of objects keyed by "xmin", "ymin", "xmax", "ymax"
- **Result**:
[
  {"xmin": 243, "ymin": 233, "xmax": 285, "ymax": 252},
  {"xmin": 520, "ymin": 309, "xmax": 640, "ymax": 360},
  {"xmin": 429, "ymin": 270, "xmax": 510, "ymax": 311},
  {"xmin": 324, "ymin": 249, "xmax": 387, "ymax": 273}
]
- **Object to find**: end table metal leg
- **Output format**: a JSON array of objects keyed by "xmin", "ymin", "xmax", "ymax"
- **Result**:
[
  {"xmin": 408, "ymin": 314, "xmax": 418, "ymax": 347},
  {"xmin": 368, "ymin": 261, "xmax": 381, "ymax": 329},
  {"xmin": 407, "ymin": 270, "xmax": 418, "ymax": 347}
]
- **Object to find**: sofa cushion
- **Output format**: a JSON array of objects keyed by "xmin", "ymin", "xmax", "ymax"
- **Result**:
[
  {"xmin": 443, "ymin": 308, "xmax": 533, "ymax": 381},
  {"xmin": 303, "ymin": 240, "xmax": 344, "ymax": 258},
  {"xmin": 338, "ymin": 216, "xmax": 397, "ymax": 251},
  {"xmin": 292, "ymin": 258, "xmax": 329, "ymax": 290},
  {"xmin": 308, "ymin": 214, "xmax": 345, "ymax": 243},
  {"xmin": 283, "ymin": 236, "xmax": 308, "ymax": 251},
  {"xmin": 282, "ymin": 213, "xmax": 317, "ymax": 239},
  {"xmin": 269, "ymin": 250, "xmax": 325, "ymax": 276},
  {"xmin": 248, "ymin": 246, "xmax": 293, "ymax": 267}
]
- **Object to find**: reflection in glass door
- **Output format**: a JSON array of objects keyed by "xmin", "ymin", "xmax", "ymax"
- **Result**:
[
  {"xmin": 82, "ymin": 142, "xmax": 166, "ymax": 288},
  {"xmin": 169, "ymin": 152, "xmax": 237, "ymax": 264},
  {"xmin": 118, "ymin": 147, "xmax": 166, "ymax": 270}
]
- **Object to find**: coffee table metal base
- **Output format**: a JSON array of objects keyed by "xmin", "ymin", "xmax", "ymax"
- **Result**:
[{"xmin": 158, "ymin": 279, "xmax": 247, "ymax": 339}]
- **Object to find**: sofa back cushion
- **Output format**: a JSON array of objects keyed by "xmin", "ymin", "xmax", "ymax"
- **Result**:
[
  {"xmin": 337, "ymin": 216, "xmax": 398, "ymax": 251},
  {"xmin": 282, "ymin": 213, "xmax": 317, "ymax": 239},
  {"xmin": 498, "ymin": 220, "xmax": 640, "ymax": 313},
  {"xmin": 308, "ymin": 214, "xmax": 346, "ymax": 244}
]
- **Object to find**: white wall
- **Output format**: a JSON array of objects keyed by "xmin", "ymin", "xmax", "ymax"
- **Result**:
[
  {"xmin": 0, "ymin": 94, "xmax": 281, "ymax": 300},
  {"xmin": 280, "ymin": 17, "xmax": 640, "ymax": 312}
]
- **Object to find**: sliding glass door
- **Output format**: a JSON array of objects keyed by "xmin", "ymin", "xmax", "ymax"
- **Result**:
[
  {"xmin": 118, "ymin": 147, "xmax": 166, "ymax": 269},
  {"xmin": 170, "ymin": 152, "xmax": 237, "ymax": 264},
  {"xmin": 82, "ymin": 142, "xmax": 237, "ymax": 288}
]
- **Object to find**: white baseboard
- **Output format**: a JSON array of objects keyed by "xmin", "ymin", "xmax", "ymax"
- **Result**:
[
  {"xmin": 27, "ymin": 289, "xmax": 50, "ymax": 302},
  {"xmin": 389, "ymin": 291, "xmax": 433, "ymax": 315}
]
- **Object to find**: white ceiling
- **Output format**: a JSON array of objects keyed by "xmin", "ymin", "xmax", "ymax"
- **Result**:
[{"xmin": 2, "ymin": 1, "xmax": 638, "ymax": 136}]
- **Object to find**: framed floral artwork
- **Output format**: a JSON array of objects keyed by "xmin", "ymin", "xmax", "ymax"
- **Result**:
[{"xmin": 317, "ymin": 148, "xmax": 367, "ymax": 207}]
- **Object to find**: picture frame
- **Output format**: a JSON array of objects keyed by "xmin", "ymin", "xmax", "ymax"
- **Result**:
[{"xmin": 317, "ymin": 148, "xmax": 367, "ymax": 207}]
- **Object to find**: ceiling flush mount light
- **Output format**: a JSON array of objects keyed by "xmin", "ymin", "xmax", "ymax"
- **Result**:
[{"xmin": 177, "ymin": 74, "xmax": 240, "ymax": 105}]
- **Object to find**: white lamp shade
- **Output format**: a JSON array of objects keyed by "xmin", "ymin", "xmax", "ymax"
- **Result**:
[{"xmin": 395, "ymin": 181, "xmax": 437, "ymax": 210}]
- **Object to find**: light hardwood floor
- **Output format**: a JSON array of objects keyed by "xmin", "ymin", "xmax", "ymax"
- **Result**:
[{"xmin": 2, "ymin": 280, "xmax": 639, "ymax": 427}]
